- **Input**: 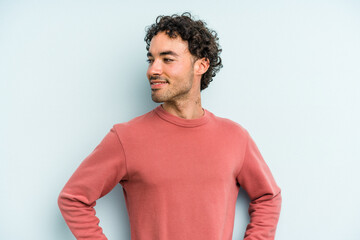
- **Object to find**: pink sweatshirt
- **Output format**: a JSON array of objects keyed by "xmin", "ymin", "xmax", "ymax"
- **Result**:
[{"xmin": 58, "ymin": 104, "xmax": 281, "ymax": 240}]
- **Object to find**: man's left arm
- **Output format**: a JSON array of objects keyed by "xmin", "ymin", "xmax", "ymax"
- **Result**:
[{"xmin": 236, "ymin": 130, "xmax": 282, "ymax": 240}]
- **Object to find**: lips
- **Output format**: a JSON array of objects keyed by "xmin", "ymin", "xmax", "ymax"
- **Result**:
[
  {"xmin": 150, "ymin": 80, "xmax": 168, "ymax": 89},
  {"xmin": 151, "ymin": 80, "xmax": 168, "ymax": 84}
]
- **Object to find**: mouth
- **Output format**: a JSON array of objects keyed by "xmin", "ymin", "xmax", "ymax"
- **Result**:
[{"xmin": 151, "ymin": 81, "xmax": 168, "ymax": 89}]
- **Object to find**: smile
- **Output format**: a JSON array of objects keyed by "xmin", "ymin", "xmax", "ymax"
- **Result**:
[{"xmin": 151, "ymin": 82, "xmax": 168, "ymax": 89}]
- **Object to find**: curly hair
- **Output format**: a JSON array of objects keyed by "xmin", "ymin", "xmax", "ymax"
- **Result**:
[{"xmin": 144, "ymin": 12, "xmax": 223, "ymax": 91}]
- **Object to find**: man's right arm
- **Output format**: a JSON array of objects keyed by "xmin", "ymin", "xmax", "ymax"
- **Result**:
[{"xmin": 58, "ymin": 126, "xmax": 128, "ymax": 240}]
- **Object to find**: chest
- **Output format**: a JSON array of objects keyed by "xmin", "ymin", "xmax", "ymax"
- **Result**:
[{"xmin": 124, "ymin": 131, "xmax": 242, "ymax": 190}]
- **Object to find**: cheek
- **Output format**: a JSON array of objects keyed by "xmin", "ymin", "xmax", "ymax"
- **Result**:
[{"xmin": 168, "ymin": 63, "xmax": 187, "ymax": 77}]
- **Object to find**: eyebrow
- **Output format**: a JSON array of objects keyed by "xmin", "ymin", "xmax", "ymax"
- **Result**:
[{"xmin": 147, "ymin": 51, "xmax": 179, "ymax": 57}]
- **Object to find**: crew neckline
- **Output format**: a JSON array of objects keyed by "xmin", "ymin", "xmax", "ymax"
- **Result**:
[{"xmin": 154, "ymin": 104, "xmax": 210, "ymax": 128}]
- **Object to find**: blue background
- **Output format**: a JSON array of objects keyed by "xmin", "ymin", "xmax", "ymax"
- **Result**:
[{"xmin": 1, "ymin": 0, "xmax": 359, "ymax": 239}]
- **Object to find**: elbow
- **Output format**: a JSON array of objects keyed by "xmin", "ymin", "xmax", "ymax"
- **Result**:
[
  {"xmin": 268, "ymin": 185, "xmax": 282, "ymax": 206},
  {"xmin": 276, "ymin": 189, "xmax": 282, "ymax": 208},
  {"xmin": 57, "ymin": 190, "xmax": 65, "ymax": 211},
  {"xmin": 57, "ymin": 188, "xmax": 72, "ymax": 212}
]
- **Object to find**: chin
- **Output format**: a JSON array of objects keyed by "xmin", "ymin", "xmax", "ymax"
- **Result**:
[{"xmin": 151, "ymin": 96, "xmax": 165, "ymax": 103}]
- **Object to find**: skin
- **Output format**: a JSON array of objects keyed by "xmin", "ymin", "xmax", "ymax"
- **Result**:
[{"xmin": 146, "ymin": 31, "xmax": 210, "ymax": 120}]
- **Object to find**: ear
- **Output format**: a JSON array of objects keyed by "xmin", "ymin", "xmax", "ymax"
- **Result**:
[{"xmin": 194, "ymin": 57, "xmax": 210, "ymax": 76}]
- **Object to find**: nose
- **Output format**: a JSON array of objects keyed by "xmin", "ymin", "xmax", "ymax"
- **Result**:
[{"xmin": 147, "ymin": 59, "xmax": 162, "ymax": 77}]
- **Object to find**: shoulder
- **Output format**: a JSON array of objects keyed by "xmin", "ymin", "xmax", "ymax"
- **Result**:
[
  {"xmin": 112, "ymin": 108, "xmax": 157, "ymax": 132},
  {"xmin": 209, "ymin": 111, "xmax": 250, "ymax": 139}
]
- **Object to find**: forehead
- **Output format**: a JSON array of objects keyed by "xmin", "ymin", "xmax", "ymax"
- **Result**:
[{"xmin": 148, "ymin": 31, "xmax": 190, "ymax": 56}]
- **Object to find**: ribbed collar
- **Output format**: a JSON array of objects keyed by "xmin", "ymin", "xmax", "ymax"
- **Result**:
[{"xmin": 154, "ymin": 104, "xmax": 210, "ymax": 128}]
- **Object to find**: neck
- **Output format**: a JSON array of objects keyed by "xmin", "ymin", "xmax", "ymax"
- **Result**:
[{"xmin": 161, "ymin": 96, "xmax": 204, "ymax": 120}]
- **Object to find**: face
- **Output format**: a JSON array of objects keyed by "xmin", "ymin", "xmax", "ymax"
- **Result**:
[{"xmin": 146, "ymin": 31, "xmax": 198, "ymax": 103}]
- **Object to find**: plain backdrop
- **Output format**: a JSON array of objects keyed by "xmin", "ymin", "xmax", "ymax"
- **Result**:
[{"xmin": 1, "ymin": 0, "xmax": 359, "ymax": 239}]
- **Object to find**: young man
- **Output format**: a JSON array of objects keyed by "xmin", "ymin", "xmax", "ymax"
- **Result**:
[{"xmin": 58, "ymin": 13, "xmax": 282, "ymax": 240}]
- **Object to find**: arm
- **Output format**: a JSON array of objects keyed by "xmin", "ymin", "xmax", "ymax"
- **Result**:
[
  {"xmin": 58, "ymin": 126, "xmax": 128, "ymax": 240},
  {"xmin": 237, "ymin": 131, "xmax": 282, "ymax": 240}
]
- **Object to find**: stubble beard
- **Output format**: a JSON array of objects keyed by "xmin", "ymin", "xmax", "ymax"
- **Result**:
[{"xmin": 151, "ymin": 74, "xmax": 194, "ymax": 104}]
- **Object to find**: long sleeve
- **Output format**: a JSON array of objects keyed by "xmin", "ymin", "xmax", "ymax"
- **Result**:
[
  {"xmin": 236, "ymin": 131, "xmax": 282, "ymax": 240},
  {"xmin": 58, "ymin": 126, "xmax": 128, "ymax": 240}
]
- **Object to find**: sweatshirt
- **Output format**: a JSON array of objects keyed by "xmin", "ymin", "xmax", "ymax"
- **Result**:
[{"xmin": 58, "ymin": 104, "xmax": 282, "ymax": 240}]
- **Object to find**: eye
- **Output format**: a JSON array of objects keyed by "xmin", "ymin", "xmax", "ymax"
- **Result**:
[
  {"xmin": 164, "ymin": 58, "xmax": 174, "ymax": 63},
  {"xmin": 146, "ymin": 59, "xmax": 154, "ymax": 63}
]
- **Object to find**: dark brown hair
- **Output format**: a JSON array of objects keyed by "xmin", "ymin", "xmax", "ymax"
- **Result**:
[{"xmin": 144, "ymin": 12, "xmax": 223, "ymax": 91}]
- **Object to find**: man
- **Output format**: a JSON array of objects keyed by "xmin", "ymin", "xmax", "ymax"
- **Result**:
[{"xmin": 58, "ymin": 12, "xmax": 282, "ymax": 240}]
